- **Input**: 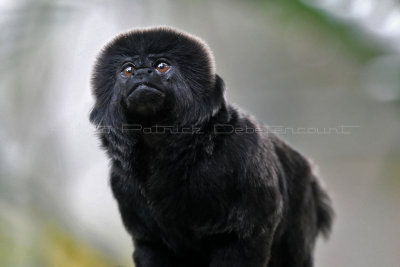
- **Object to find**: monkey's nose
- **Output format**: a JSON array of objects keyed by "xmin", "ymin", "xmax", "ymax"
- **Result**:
[
  {"xmin": 134, "ymin": 67, "xmax": 153, "ymax": 75},
  {"xmin": 132, "ymin": 68, "xmax": 154, "ymax": 84}
]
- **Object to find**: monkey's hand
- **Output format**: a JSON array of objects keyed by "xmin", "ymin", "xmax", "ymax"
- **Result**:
[
  {"xmin": 133, "ymin": 241, "xmax": 182, "ymax": 267},
  {"xmin": 208, "ymin": 232, "xmax": 275, "ymax": 267}
]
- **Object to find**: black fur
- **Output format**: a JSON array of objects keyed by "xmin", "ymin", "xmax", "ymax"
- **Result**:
[{"xmin": 89, "ymin": 27, "xmax": 333, "ymax": 267}]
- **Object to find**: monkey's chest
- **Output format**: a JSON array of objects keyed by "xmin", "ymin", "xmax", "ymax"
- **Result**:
[
  {"xmin": 110, "ymin": 145, "xmax": 226, "ymax": 253},
  {"xmin": 112, "ymin": 165, "xmax": 207, "ymax": 249},
  {"xmin": 132, "ymin": 189, "xmax": 209, "ymax": 255}
]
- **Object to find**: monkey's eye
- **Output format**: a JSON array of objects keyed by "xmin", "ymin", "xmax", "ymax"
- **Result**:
[
  {"xmin": 122, "ymin": 66, "xmax": 135, "ymax": 77},
  {"xmin": 155, "ymin": 62, "xmax": 170, "ymax": 73}
]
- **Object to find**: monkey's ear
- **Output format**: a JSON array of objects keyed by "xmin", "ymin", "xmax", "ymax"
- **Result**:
[
  {"xmin": 89, "ymin": 99, "xmax": 125, "ymax": 128},
  {"xmin": 211, "ymin": 74, "xmax": 225, "ymax": 108},
  {"xmin": 215, "ymin": 74, "xmax": 225, "ymax": 93},
  {"xmin": 89, "ymin": 103, "xmax": 104, "ymax": 126}
]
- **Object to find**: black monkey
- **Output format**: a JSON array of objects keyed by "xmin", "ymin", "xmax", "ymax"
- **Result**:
[{"xmin": 89, "ymin": 27, "xmax": 333, "ymax": 267}]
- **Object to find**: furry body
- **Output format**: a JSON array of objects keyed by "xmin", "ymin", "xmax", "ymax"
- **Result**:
[{"xmin": 90, "ymin": 27, "xmax": 333, "ymax": 267}]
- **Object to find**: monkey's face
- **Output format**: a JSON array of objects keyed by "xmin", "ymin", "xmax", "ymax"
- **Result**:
[
  {"xmin": 117, "ymin": 56, "xmax": 171, "ymax": 117},
  {"xmin": 90, "ymin": 27, "xmax": 224, "ymax": 127}
]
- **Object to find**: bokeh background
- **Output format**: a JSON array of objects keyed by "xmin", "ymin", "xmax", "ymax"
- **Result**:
[{"xmin": 1, "ymin": 0, "xmax": 400, "ymax": 266}]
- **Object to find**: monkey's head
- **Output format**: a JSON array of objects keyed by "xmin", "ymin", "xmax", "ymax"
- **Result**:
[{"xmin": 90, "ymin": 27, "xmax": 225, "ymax": 128}]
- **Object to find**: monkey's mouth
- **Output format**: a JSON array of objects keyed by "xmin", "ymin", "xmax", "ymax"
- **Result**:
[
  {"xmin": 130, "ymin": 82, "xmax": 162, "ymax": 94},
  {"xmin": 126, "ymin": 83, "xmax": 166, "ymax": 115}
]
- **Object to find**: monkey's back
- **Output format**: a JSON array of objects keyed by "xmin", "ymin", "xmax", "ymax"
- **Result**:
[{"xmin": 265, "ymin": 131, "xmax": 333, "ymax": 267}]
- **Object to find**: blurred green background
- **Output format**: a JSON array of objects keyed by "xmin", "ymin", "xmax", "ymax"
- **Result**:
[{"xmin": 1, "ymin": 0, "xmax": 399, "ymax": 266}]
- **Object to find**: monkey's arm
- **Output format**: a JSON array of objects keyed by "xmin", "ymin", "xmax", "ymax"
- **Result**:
[
  {"xmin": 207, "ymin": 193, "xmax": 282, "ymax": 267},
  {"xmin": 207, "ymin": 168, "xmax": 283, "ymax": 266},
  {"xmin": 113, "ymin": 179, "xmax": 183, "ymax": 267}
]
